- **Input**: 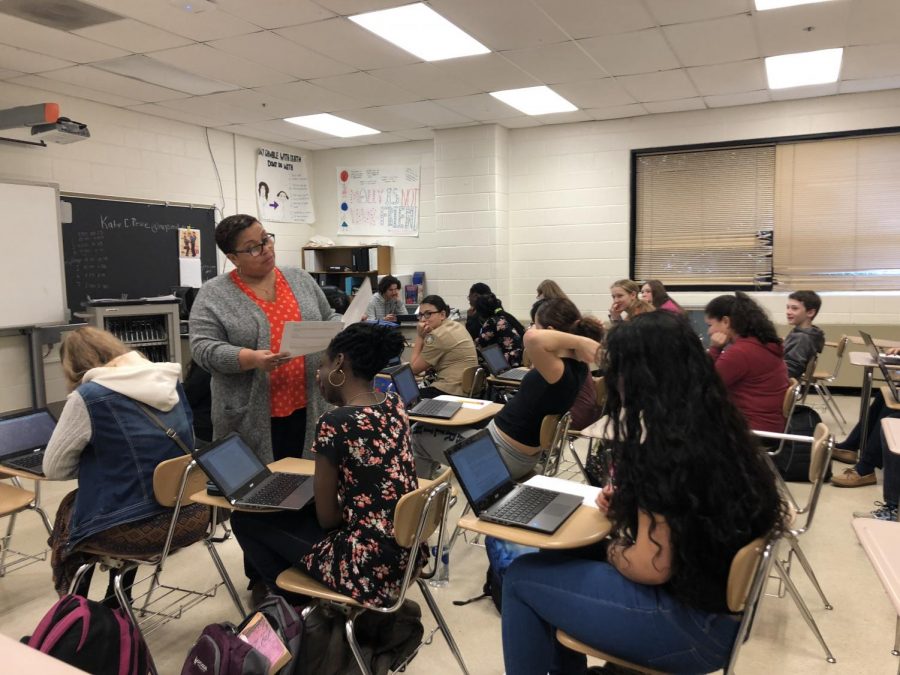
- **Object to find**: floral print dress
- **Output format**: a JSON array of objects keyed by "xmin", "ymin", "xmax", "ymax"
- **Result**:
[
  {"xmin": 476, "ymin": 312, "xmax": 524, "ymax": 367},
  {"xmin": 300, "ymin": 392, "xmax": 422, "ymax": 607}
]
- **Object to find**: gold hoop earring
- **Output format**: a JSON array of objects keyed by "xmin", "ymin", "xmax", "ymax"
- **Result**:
[{"xmin": 328, "ymin": 368, "xmax": 345, "ymax": 387}]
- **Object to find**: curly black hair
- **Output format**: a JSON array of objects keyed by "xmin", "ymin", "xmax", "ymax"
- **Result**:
[
  {"xmin": 603, "ymin": 311, "xmax": 785, "ymax": 612},
  {"xmin": 705, "ymin": 291, "xmax": 781, "ymax": 345},
  {"xmin": 474, "ymin": 293, "xmax": 526, "ymax": 334},
  {"xmin": 326, "ymin": 323, "xmax": 404, "ymax": 381}
]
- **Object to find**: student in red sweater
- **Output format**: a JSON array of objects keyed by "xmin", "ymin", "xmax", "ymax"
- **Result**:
[{"xmin": 705, "ymin": 292, "xmax": 788, "ymax": 433}]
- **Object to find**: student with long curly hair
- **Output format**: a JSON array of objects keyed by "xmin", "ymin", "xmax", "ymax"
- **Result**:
[
  {"xmin": 705, "ymin": 292, "xmax": 789, "ymax": 433},
  {"xmin": 501, "ymin": 312, "xmax": 786, "ymax": 674}
]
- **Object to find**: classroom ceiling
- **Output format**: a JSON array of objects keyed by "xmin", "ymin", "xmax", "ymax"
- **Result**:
[{"xmin": 1, "ymin": 0, "xmax": 899, "ymax": 149}]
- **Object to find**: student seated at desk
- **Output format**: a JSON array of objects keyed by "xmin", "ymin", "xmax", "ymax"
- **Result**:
[
  {"xmin": 231, "ymin": 324, "xmax": 423, "ymax": 606},
  {"xmin": 414, "ymin": 298, "xmax": 602, "ymax": 479},
  {"xmin": 501, "ymin": 312, "xmax": 786, "ymax": 675},
  {"xmin": 410, "ymin": 294, "xmax": 478, "ymax": 398},
  {"xmin": 473, "ymin": 292, "xmax": 525, "ymax": 367},
  {"xmin": 43, "ymin": 327, "xmax": 208, "ymax": 599},
  {"xmin": 363, "ymin": 274, "xmax": 407, "ymax": 322}
]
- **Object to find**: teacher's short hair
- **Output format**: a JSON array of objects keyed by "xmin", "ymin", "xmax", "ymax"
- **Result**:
[{"xmin": 215, "ymin": 214, "xmax": 258, "ymax": 254}]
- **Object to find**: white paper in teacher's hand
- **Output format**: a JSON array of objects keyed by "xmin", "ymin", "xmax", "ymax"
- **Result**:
[
  {"xmin": 281, "ymin": 321, "xmax": 342, "ymax": 356},
  {"xmin": 341, "ymin": 277, "xmax": 372, "ymax": 325}
]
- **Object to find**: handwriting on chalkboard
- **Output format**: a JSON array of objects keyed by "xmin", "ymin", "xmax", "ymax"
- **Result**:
[{"xmin": 99, "ymin": 215, "xmax": 182, "ymax": 234}]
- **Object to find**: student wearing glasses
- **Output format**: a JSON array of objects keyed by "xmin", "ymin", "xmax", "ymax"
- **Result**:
[
  {"xmin": 409, "ymin": 294, "xmax": 478, "ymax": 399},
  {"xmin": 190, "ymin": 215, "xmax": 339, "ymax": 464}
]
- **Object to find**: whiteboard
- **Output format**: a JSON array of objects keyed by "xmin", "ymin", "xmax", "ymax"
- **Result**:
[
  {"xmin": 336, "ymin": 165, "xmax": 420, "ymax": 237},
  {"xmin": 0, "ymin": 180, "xmax": 66, "ymax": 329}
]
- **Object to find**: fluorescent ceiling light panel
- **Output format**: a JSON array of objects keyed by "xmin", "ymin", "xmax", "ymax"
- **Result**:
[
  {"xmin": 95, "ymin": 55, "xmax": 238, "ymax": 95},
  {"xmin": 489, "ymin": 86, "xmax": 577, "ymax": 116},
  {"xmin": 755, "ymin": 0, "xmax": 834, "ymax": 9},
  {"xmin": 284, "ymin": 114, "xmax": 380, "ymax": 138},
  {"xmin": 765, "ymin": 48, "xmax": 843, "ymax": 89},
  {"xmin": 348, "ymin": 3, "xmax": 489, "ymax": 62}
]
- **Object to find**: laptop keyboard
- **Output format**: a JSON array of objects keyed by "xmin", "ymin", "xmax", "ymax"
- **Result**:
[
  {"xmin": 501, "ymin": 368, "xmax": 529, "ymax": 381},
  {"xmin": 492, "ymin": 486, "xmax": 557, "ymax": 524},
  {"xmin": 245, "ymin": 473, "xmax": 308, "ymax": 505},
  {"xmin": 411, "ymin": 399, "xmax": 459, "ymax": 418},
  {"xmin": 5, "ymin": 452, "xmax": 44, "ymax": 471}
]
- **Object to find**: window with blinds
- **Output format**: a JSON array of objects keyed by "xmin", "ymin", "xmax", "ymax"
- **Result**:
[
  {"xmin": 634, "ymin": 146, "xmax": 775, "ymax": 288},
  {"xmin": 774, "ymin": 135, "xmax": 900, "ymax": 291}
]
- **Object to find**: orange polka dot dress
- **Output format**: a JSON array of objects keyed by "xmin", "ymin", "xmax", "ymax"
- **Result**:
[{"xmin": 231, "ymin": 268, "xmax": 307, "ymax": 417}]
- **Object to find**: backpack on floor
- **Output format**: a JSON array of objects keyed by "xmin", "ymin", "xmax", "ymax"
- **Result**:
[
  {"xmin": 453, "ymin": 536, "xmax": 537, "ymax": 613},
  {"xmin": 180, "ymin": 622, "xmax": 270, "ymax": 675},
  {"xmin": 245, "ymin": 595, "xmax": 302, "ymax": 675},
  {"xmin": 773, "ymin": 404, "xmax": 831, "ymax": 482},
  {"xmin": 23, "ymin": 594, "xmax": 151, "ymax": 675}
]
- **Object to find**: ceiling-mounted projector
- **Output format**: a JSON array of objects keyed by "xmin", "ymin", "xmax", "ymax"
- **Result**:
[{"xmin": 30, "ymin": 117, "xmax": 90, "ymax": 144}]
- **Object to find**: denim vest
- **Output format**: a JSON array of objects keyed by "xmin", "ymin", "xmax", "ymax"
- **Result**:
[{"xmin": 68, "ymin": 381, "xmax": 194, "ymax": 549}]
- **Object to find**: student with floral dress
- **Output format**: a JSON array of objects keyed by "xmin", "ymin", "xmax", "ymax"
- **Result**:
[
  {"xmin": 474, "ymin": 293, "xmax": 526, "ymax": 367},
  {"xmin": 231, "ymin": 323, "xmax": 423, "ymax": 606}
]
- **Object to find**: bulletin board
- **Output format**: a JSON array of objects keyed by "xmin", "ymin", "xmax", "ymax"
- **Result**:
[{"xmin": 336, "ymin": 165, "xmax": 420, "ymax": 237}]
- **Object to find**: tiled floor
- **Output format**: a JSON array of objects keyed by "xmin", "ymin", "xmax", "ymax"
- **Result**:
[{"xmin": 1, "ymin": 394, "xmax": 897, "ymax": 674}]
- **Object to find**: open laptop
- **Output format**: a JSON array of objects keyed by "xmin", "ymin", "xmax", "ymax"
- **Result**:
[
  {"xmin": 860, "ymin": 330, "xmax": 900, "ymax": 366},
  {"xmin": 445, "ymin": 429, "xmax": 581, "ymax": 534},
  {"xmin": 194, "ymin": 433, "xmax": 314, "ymax": 510},
  {"xmin": 480, "ymin": 344, "xmax": 529, "ymax": 382},
  {"xmin": 395, "ymin": 313, "xmax": 419, "ymax": 324},
  {"xmin": 388, "ymin": 364, "xmax": 462, "ymax": 420},
  {"xmin": 0, "ymin": 408, "xmax": 57, "ymax": 476},
  {"xmin": 871, "ymin": 347, "xmax": 900, "ymax": 404}
]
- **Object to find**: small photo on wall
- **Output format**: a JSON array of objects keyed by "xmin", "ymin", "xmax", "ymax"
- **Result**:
[{"xmin": 179, "ymin": 226, "xmax": 200, "ymax": 258}]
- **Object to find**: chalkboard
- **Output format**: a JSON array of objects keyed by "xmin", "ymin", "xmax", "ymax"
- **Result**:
[{"xmin": 61, "ymin": 197, "xmax": 217, "ymax": 316}]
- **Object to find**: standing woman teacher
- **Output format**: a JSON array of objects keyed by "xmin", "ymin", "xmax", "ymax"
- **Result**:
[{"xmin": 190, "ymin": 214, "xmax": 339, "ymax": 463}]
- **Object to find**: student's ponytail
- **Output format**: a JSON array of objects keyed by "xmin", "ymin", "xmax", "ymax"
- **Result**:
[{"xmin": 572, "ymin": 316, "xmax": 604, "ymax": 343}]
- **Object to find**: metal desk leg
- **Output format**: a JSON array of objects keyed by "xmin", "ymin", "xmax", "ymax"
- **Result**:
[{"xmin": 859, "ymin": 366, "xmax": 874, "ymax": 458}]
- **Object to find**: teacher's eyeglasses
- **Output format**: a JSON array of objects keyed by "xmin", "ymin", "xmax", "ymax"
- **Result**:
[{"xmin": 235, "ymin": 233, "xmax": 275, "ymax": 257}]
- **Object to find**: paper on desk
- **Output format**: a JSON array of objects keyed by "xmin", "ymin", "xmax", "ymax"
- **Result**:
[
  {"xmin": 525, "ymin": 475, "xmax": 601, "ymax": 509},
  {"xmin": 281, "ymin": 321, "xmax": 342, "ymax": 356},
  {"xmin": 434, "ymin": 394, "xmax": 491, "ymax": 410},
  {"xmin": 341, "ymin": 277, "xmax": 372, "ymax": 325}
]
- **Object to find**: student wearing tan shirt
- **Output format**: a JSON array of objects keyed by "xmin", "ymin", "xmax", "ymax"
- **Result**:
[{"xmin": 409, "ymin": 295, "xmax": 477, "ymax": 397}]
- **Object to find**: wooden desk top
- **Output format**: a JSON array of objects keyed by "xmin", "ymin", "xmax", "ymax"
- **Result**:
[
  {"xmin": 881, "ymin": 386, "xmax": 900, "ymax": 411},
  {"xmin": 457, "ymin": 505, "xmax": 610, "ymax": 550},
  {"xmin": 409, "ymin": 401, "xmax": 503, "ymax": 427},
  {"xmin": 486, "ymin": 375, "xmax": 524, "ymax": 387},
  {"xmin": 849, "ymin": 351, "xmax": 878, "ymax": 367},
  {"xmin": 883, "ymin": 417, "xmax": 900, "ymax": 454},
  {"xmin": 0, "ymin": 633, "xmax": 87, "ymax": 673},
  {"xmin": 0, "ymin": 466, "xmax": 47, "ymax": 481}
]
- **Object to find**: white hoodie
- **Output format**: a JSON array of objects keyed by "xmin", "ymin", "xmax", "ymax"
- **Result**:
[{"xmin": 43, "ymin": 352, "xmax": 183, "ymax": 480}]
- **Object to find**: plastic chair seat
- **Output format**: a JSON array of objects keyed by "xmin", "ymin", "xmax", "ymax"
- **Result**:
[
  {"xmin": 277, "ymin": 567, "xmax": 365, "ymax": 608},
  {"xmin": 0, "ymin": 483, "xmax": 35, "ymax": 515},
  {"xmin": 555, "ymin": 630, "xmax": 668, "ymax": 674}
]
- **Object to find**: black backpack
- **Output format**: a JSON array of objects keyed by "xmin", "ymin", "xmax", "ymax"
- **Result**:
[{"xmin": 772, "ymin": 405, "xmax": 830, "ymax": 482}]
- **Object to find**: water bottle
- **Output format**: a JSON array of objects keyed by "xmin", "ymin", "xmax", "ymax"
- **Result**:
[{"xmin": 427, "ymin": 544, "xmax": 450, "ymax": 587}]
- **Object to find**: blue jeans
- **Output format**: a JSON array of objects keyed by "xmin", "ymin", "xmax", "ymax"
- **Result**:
[{"xmin": 502, "ymin": 552, "xmax": 740, "ymax": 675}]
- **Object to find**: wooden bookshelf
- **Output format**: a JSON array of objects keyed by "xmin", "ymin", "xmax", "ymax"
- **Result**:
[{"xmin": 301, "ymin": 245, "xmax": 392, "ymax": 293}]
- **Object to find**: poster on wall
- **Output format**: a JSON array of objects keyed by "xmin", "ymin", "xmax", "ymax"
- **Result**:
[
  {"xmin": 256, "ymin": 147, "xmax": 315, "ymax": 224},
  {"xmin": 337, "ymin": 165, "xmax": 419, "ymax": 237}
]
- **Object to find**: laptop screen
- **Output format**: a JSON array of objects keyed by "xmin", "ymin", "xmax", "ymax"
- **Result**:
[
  {"xmin": 0, "ymin": 410, "xmax": 56, "ymax": 457},
  {"xmin": 197, "ymin": 435, "xmax": 265, "ymax": 497},
  {"xmin": 481, "ymin": 344, "xmax": 510, "ymax": 375},
  {"xmin": 391, "ymin": 365, "xmax": 421, "ymax": 407},
  {"xmin": 450, "ymin": 432, "xmax": 511, "ymax": 506}
]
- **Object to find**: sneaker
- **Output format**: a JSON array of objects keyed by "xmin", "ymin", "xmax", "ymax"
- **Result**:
[
  {"xmin": 831, "ymin": 468, "xmax": 877, "ymax": 488},
  {"xmin": 831, "ymin": 448, "xmax": 858, "ymax": 464},
  {"xmin": 853, "ymin": 502, "xmax": 898, "ymax": 520}
]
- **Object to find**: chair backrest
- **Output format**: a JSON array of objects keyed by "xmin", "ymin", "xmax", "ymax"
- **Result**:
[
  {"xmin": 539, "ymin": 414, "xmax": 562, "ymax": 450},
  {"xmin": 782, "ymin": 377, "xmax": 800, "ymax": 420},
  {"xmin": 798, "ymin": 354, "xmax": 818, "ymax": 399},
  {"xmin": 462, "ymin": 365, "xmax": 486, "ymax": 398},
  {"xmin": 393, "ymin": 468, "xmax": 452, "ymax": 549},
  {"xmin": 830, "ymin": 335, "xmax": 849, "ymax": 378},
  {"xmin": 726, "ymin": 536, "xmax": 768, "ymax": 613},
  {"xmin": 153, "ymin": 455, "xmax": 206, "ymax": 507}
]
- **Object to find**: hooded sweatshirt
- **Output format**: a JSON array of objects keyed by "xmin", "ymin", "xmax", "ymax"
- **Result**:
[
  {"xmin": 43, "ymin": 352, "xmax": 183, "ymax": 480},
  {"xmin": 709, "ymin": 337, "xmax": 789, "ymax": 433},
  {"xmin": 783, "ymin": 325, "xmax": 826, "ymax": 379}
]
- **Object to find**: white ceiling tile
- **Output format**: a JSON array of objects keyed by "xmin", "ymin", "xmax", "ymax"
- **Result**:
[
  {"xmin": 9, "ymin": 74, "xmax": 142, "ymax": 107},
  {"xmin": 149, "ymin": 44, "xmax": 295, "ymax": 88},
  {"xmin": 644, "ymin": 0, "xmax": 751, "ymax": 25},
  {"xmin": 578, "ymin": 29, "xmax": 680, "ymax": 76},
  {"xmin": 0, "ymin": 44, "xmax": 74, "ymax": 73},
  {"xmin": 0, "ymin": 68, "xmax": 22, "ymax": 80},
  {"xmin": 618, "ymin": 69, "xmax": 699, "ymax": 103},
  {"xmin": 534, "ymin": 109, "xmax": 593, "ymax": 125},
  {"xmin": 500, "ymin": 43, "xmax": 607, "ymax": 84},
  {"xmin": 552, "ymin": 79, "xmax": 636, "ymax": 109},
  {"xmin": 156, "ymin": 94, "xmax": 279, "ymax": 124},
  {"xmin": 489, "ymin": 116, "xmax": 543, "ymax": 128},
  {"xmin": 73, "ymin": 19, "xmax": 192, "ymax": 53},
  {"xmin": 254, "ymin": 81, "xmax": 363, "ymax": 113},
  {"xmin": 843, "ymin": 43, "xmax": 900, "ymax": 80},
  {"xmin": 0, "ymin": 15, "xmax": 128, "ymax": 64},
  {"xmin": 214, "ymin": 0, "xmax": 335, "ymax": 29},
  {"xmin": 39, "ymin": 66, "xmax": 189, "ymax": 103},
  {"xmin": 663, "ymin": 15, "xmax": 758, "ymax": 67},
  {"xmin": 753, "ymin": 1, "xmax": 853, "ymax": 58},
  {"xmin": 234, "ymin": 119, "xmax": 325, "ymax": 138},
  {"xmin": 769, "ymin": 82, "xmax": 839, "ymax": 100},
  {"xmin": 429, "ymin": 0, "xmax": 569, "ymax": 51},
  {"xmin": 215, "ymin": 123, "xmax": 298, "ymax": 143},
  {"xmin": 687, "ymin": 60, "xmax": 767, "ymax": 96},
  {"xmin": 275, "ymin": 18, "xmax": 419, "ymax": 70},
  {"xmin": 337, "ymin": 107, "xmax": 419, "ymax": 132},
  {"xmin": 432, "ymin": 53, "xmax": 541, "ymax": 92},
  {"xmin": 643, "ymin": 97, "xmax": 707, "ymax": 114},
  {"xmin": 374, "ymin": 101, "xmax": 473, "ymax": 127},
  {"xmin": 207, "ymin": 31, "xmax": 355, "ymax": 80},
  {"xmin": 82, "ymin": 0, "xmax": 261, "ymax": 41},
  {"xmin": 396, "ymin": 127, "xmax": 435, "ymax": 141},
  {"xmin": 435, "ymin": 94, "xmax": 524, "ymax": 121},
  {"xmin": 128, "ymin": 103, "xmax": 230, "ymax": 128},
  {"xmin": 309, "ymin": 72, "xmax": 422, "ymax": 107},
  {"xmin": 839, "ymin": 74, "xmax": 900, "ymax": 94},
  {"xmin": 191, "ymin": 89, "xmax": 301, "ymax": 119},
  {"xmin": 703, "ymin": 90, "xmax": 771, "ymax": 108},
  {"xmin": 848, "ymin": 0, "xmax": 900, "ymax": 46},
  {"xmin": 533, "ymin": 0, "xmax": 655, "ymax": 40},
  {"xmin": 587, "ymin": 104, "xmax": 648, "ymax": 120},
  {"xmin": 312, "ymin": 0, "xmax": 413, "ymax": 16},
  {"xmin": 364, "ymin": 132, "xmax": 413, "ymax": 145},
  {"xmin": 366, "ymin": 63, "xmax": 482, "ymax": 99}
]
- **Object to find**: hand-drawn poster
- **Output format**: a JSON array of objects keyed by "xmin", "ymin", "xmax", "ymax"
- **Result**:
[
  {"xmin": 256, "ymin": 147, "xmax": 315, "ymax": 224},
  {"xmin": 337, "ymin": 166, "xmax": 419, "ymax": 237}
]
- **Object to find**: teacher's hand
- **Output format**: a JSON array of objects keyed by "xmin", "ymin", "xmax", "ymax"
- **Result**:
[{"xmin": 249, "ymin": 349, "xmax": 292, "ymax": 372}]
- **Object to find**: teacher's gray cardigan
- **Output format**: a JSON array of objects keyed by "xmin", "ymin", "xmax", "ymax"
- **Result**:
[{"xmin": 190, "ymin": 266, "xmax": 339, "ymax": 463}]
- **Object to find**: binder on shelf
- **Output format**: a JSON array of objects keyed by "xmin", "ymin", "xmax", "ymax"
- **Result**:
[
  {"xmin": 303, "ymin": 250, "xmax": 317, "ymax": 271},
  {"xmin": 369, "ymin": 248, "xmax": 378, "ymax": 272},
  {"xmin": 351, "ymin": 247, "xmax": 370, "ymax": 272}
]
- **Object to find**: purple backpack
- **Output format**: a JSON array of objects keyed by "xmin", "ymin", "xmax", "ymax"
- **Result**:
[{"xmin": 24, "ymin": 594, "xmax": 150, "ymax": 675}]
